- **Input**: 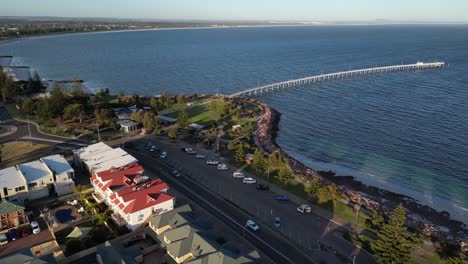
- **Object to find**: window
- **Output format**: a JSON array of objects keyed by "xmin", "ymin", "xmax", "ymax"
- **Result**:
[
  {"xmin": 138, "ymin": 214, "xmax": 144, "ymax": 222},
  {"xmin": 15, "ymin": 186, "xmax": 25, "ymax": 192},
  {"xmin": 28, "ymin": 182, "xmax": 37, "ymax": 188}
]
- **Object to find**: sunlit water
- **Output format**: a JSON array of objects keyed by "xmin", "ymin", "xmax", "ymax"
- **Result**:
[{"xmin": 1, "ymin": 25, "xmax": 467, "ymax": 222}]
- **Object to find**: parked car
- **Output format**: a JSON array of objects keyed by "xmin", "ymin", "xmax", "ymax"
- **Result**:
[
  {"xmin": 233, "ymin": 171, "xmax": 245, "ymax": 178},
  {"xmin": 217, "ymin": 164, "xmax": 229, "ymax": 170},
  {"xmin": 0, "ymin": 234, "xmax": 8, "ymax": 245},
  {"xmin": 243, "ymin": 177, "xmax": 256, "ymax": 184},
  {"xmin": 9, "ymin": 229, "xmax": 19, "ymax": 240},
  {"xmin": 172, "ymin": 170, "xmax": 181, "ymax": 177},
  {"xmin": 256, "ymin": 184, "xmax": 269, "ymax": 191},
  {"xmin": 196, "ymin": 154, "xmax": 206, "ymax": 159},
  {"xmin": 275, "ymin": 195, "xmax": 289, "ymax": 201},
  {"xmin": 297, "ymin": 204, "xmax": 312, "ymax": 214},
  {"xmin": 274, "ymin": 217, "xmax": 281, "ymax": 228},
  {"xmin": 31, "ymin": 221, "xmax": 41, "ymax": 234},
  {"xmin": 160, "ymin": 152, "xmax": 167, "ymax": 159},
  {"xmin": 246, "ymin": 220, "xmax": 259, "ymax": 231},
  {"xmin": 206, "ymin": 160, "xmax": 219, "ymax": 165},
  {"xmin": 186, "ymin": 150, "xmax": 197, "ymax": 154},
  {"xmin": 20, "ymin": 228, "xmax": 30, "ymax": 238}
]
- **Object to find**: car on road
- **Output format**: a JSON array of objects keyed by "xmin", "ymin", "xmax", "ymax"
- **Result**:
[
  {"xmin": 195, "ymin": 154, "xmax": 206, "ymax": 159},
  {"xmin": 186, "ymin": 150, "xmax": 197, "ymax": 154},
  {"xmin": 233, "ymin": 171, "xmax": 245, "ymax": 178},
  {"xmin": 256, "ymin": 184, "xmax": 269, "ymax": 191},
  {"xmin": 206, "ymin": 160, "xmax": 219, "ymax": 165},
  {"xmin": 0, "ymin": 234, "xmax": 8, "ymax": 245},
  {"xmin": 274, "ymin": 217, "xmax": 281, "ymax": 228},
  {"xmin": 297, "ymin": 204, "xmax": 312, "ymax": 213},
  {"xmin": 9, "ymin": 229, "xmax": 19, "ymax": 240},
  {"xmin": 160, "ymin": 152, "xmax": 167, "ymax": 159},
  {"xmin": 275, "ymin": 195, "xmax": 289, "ymax": 201},
  {"xmin": 243, "ymin": 177, "xmax": 256, "ymax": 184},
  {"xmin": 172, "ymin": 170, "xmax": 181, "ymax": 177},
  {"xmin": 31, "ymin": 221, "xmax": 41, "ymax": 234},
  {"xmin": 217, "ymin": 164, "xmax": 229, "ymax": 170},
  {"xmin": 246, "ymin": 220, "xmax": 259, "ymax": 231}
]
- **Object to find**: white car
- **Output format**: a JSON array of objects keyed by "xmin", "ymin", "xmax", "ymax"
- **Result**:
[
  {"xmin": 196, "ymin": 154, "xmax": 206, "ymax": 159},
  {"xmin": 242, "ymin": 177, "xmax": 256, "ymax": 184},
  {"xmin": 0, "ymin": 234, "xmax": 8, "ymax": 245},
  {"xmin": 217, "ymin": 164, "xmax": 229, "ymax": 170},
  {"xmin": 297, "ymin": 204, "xmax": 312, "ymax": 214},
  {"xmin": 206, "ymin": 160, "xmax": 219, "ymax": 165},
  {"xmin": 186, "ymin": 150, "xmax": 198, "ymax": 154},
  {"xmin": 246, "ymin": 220, "xmax": 259, "ymax": 231},
  {"xmin": 31, "ymin": 221, "xmax": 41, "ymax": 234},
  {"xmin": 233, "ymin": 171, "xmax": 245, "ymax": 178},
  {"xmin": 160, "ymin": 152, "xmax": 167, "ymax": 159},
  {"xmin": 274, "ymin": 217, "xmax": 281, "ymax": 228}
]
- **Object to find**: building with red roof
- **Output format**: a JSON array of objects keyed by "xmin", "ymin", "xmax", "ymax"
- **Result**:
[{"xmin": 91, "ymin": 163, "xmax": 175, "ymax": 230}]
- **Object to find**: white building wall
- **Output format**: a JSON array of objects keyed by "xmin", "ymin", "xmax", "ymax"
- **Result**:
[
  {"xmin": 27, "ymin": 187, "xmax": 49, "ymax": 200},
  {"xmin": 126, "ymin": 198, "xmax": 175, "ymax": 230},
  {"xmin": 55, "ymin": 179, "xmax": 75, "ymax": 196}
]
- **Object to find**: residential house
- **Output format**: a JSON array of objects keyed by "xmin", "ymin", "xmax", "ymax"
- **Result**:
[
  {"xmin": 18, "ymin": 160, "xmax": 54, "ymax": 200},
  {"xmin": 148, "ymin": 205, "xmax": 257, "ymax": 264},
  {"xmin": 40, "ymin": 154, "xmax": 75, "ymax": 196},
  {"xmin": 74, "ymin": 143, "xmax": 138, "ymax": 174},
  {"xmin": 91, "ymin": 164, "xmax": 174, "ymax": 230},
  {"xmin": 113, "ymin": 105, "xmax": 138, "ymax": 120},
  {"xmin": 116, "ymin": 120, "xmax": 140, "ymax": 135},
  {"xmin": 0, "ymin": 200, "xmax": 27, "ymax": 230},
  {"xmin": 73, "ymin": 142, "xmax": 113, "ymax": 168},
  {"xmin": 0, "ymin": 166, "xmax": 28, "ymax": 202}
]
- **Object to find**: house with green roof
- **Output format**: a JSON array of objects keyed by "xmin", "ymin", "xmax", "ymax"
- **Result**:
[
  {"xmin": 0, "ymin": 200, "xmax": 27, "ymax": 230},
  {"xmin": 148, "ymin": 205, "xmax": 258, "ymax": 264}
]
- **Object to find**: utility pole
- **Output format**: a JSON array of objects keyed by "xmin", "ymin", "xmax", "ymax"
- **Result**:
[
  {"xmin": 26, "ymin": 114, "xmax": 32, "ymax": 145},
  {"xmin": 97, "ymin": 122, "xmax": 101, "ymax": 142}
]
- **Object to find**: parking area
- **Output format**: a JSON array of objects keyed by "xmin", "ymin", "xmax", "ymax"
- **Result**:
[
  {"xmin": 128, "ymin": 137, "xmax": 375, "ymax": 264},
  {"xmin": 0, "ymin": 217, "xmax": 54, "ymax": 257}
]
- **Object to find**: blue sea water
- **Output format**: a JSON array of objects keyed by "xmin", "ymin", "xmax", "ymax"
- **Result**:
[{"xmin": 1, "ymin": 25, "xmax": 467, "ymax": 222}]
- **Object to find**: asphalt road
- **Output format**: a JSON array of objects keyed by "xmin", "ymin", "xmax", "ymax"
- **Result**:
[
  {"xmin": 0, "ymin": 104, "xmax": 88, "ymax": 147},
  {"xmin": 126, "ymin": 137, "xmax": 376, "ymax": 264},
  {"xmin": 128, "ymin": 147, "xmax": 315, "ymax": 264}
]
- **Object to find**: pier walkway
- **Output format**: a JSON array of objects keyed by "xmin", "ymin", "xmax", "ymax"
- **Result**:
[{"xmin": 229, "ymin": 62, "xmax": 445, "ymax": 97}]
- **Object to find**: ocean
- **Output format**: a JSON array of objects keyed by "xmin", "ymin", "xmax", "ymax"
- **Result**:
[{"xmin": 1, "ymin": 25, "xmax": 467, "ymax": 222}]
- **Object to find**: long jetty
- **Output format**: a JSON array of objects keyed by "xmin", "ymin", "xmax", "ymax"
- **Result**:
[{"xmin": 229, "ymin": 62, "xmax": 445, "ymax": 97}]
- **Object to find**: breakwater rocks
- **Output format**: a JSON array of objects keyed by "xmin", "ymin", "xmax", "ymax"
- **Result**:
[{"xmin": 251, "ymin": 99, "xmax": 467, "ymax": 244}]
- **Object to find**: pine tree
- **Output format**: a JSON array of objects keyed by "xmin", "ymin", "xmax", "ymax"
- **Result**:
[
  {"xmin": 168, "ymin": 128, "xmax": 177, "ymax": 139},
  {"xmin": 370, "ymin": 204, "xmax": 416, "ymax": 264},
  {"xmin": 252, "ymin": 148, "xmax": 266, "ymax": 174},
  {"xmin": 305, "ymin": 177, "xmax": 320, "ymax": 200},
  {"xmin": 235, "ymin": 143, "xmax": 245, "ymax": 163}
]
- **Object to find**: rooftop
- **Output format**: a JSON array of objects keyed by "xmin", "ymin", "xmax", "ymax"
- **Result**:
[
  {"xmin": 116, "ymin": 120, "xmax": 139, "ymax": 127},
  {"xmin": 74, "ymin": 142, "xmax": 113, "ymax": 161},
  {"xmin": 2, "ymin": 66, "xmax": 32, "ymax": 82},
  {"xmin": 18, "ymin": 160, "xmax": 52, "ymax": 183},
  {"xmin": 91, "ymin": 154, "xmax": 138, "ymax": 173},
  {"xmin": 0, "ymin": 56, "xmax": 13, "ymax": 67},
  {"xmin": 41, "ymin": 154, "xmax": 73, "ymax": 175},
  {"xmin": 83, "ymin": 147, "xmax": 129, "ymax": 168},
  {"xmin": 93, "ymin": 163, "xmax": 145, "ymax": 191},
  {"xmin": 149, "ymin": 204, "xmax": 193, "ymax": 230},
  {"xmin": 0, "ymin": 166, "xmax": 25, "ymax": 189},
  {"xmin": 0, "ymin": 200, "xmax": 25, "ymax": 215}
]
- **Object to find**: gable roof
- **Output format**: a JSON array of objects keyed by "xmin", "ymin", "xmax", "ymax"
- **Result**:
[
  {"xmin": 18, "ymin": 160, "xmax": 52, "ymax": 183},
  {"xmin": 41, "ymin": 154, "xmax": 74, "ymax": 175},
  {"xmin": 0, "ymin": 166, "xmax": 25, "ymax": 189},
  {"xmin": 0, "ymin": 200, "xmax": 25, "ymax": 215},
  {"xmin": 149, "ymin": 204, "xmax": 193, "ymax": 230},
  {"xmin": 74, "ymin": 142, "xmax": 113, "ymax": 161}
]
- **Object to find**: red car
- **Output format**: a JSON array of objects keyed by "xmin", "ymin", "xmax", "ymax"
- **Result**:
[{"xmin": 21, "ymin": 228, "xmax": 30, "ymax": 238}]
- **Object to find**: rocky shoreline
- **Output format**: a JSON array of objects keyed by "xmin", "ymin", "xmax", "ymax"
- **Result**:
[{"xmin": 253, "ymin": 98, "xmax": 467, "ymax": 244}]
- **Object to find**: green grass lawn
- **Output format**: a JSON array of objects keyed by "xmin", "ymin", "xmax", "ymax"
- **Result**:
[
  {"xmin": 166, "ymin": 105, "xmax": 221, "ymax": 126},
  {"xmin": 1, "ymin": 142, "xmax": 53, "ymax": 168}
]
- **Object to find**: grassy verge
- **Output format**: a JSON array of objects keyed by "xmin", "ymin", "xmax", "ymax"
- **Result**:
[
  {"xmin": 0, "ymin": 142, "xmax": 54, "ymax": 168},
  {"xmin": 6, "ymin": 103, "xmax": 75, "ymax": 138}
]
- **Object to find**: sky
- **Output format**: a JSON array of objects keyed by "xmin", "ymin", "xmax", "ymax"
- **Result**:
[{"xmin": 2, "ymin": 0, "xmax": 468, "ymax": 22}]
